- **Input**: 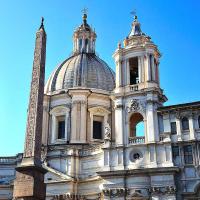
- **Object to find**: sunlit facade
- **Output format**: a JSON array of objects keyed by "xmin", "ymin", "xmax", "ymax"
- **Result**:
[{"xmin": 0, "ymin": 14, "xmax": 200, "ymax": 200}]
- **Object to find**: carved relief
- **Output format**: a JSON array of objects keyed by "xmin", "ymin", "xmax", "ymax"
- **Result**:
[
  {"xmin": 149, "ymin": 186, "xmax": 176, "ymax": 195},
  {"xmin": 104, "ymin": 123, "xmax": 111, "ymax": 140},
  {"xmin": 103, "ymin": 188, "xmax": 129, "ymax": 197},
  {"xmin": 126, "ymin": 99, "xmax": 146, "ymax": 114},
  {"xmin": 52, "ymin": 194, "xmax": 86, "ymax": 200}
]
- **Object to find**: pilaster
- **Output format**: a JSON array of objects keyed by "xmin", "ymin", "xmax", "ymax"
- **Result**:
[
  {"xmin": 176, "ymin": 113, "xmax": 182, "ymax": 141},
  {"xmin": 189, "ymin": 114, "xmax": 195, "ymax": 140},
  {"xmin": 69, "ymin": 89, "xmax": 90, "ymax": 143}
]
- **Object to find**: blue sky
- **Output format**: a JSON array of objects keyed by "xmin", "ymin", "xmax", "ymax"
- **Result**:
[{"xmin": 0, "ymin": 0, "xmax": 200, "ymax": 156}]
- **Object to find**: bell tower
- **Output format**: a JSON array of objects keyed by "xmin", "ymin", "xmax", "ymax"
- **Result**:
[{"xmin": 113, "ymin": 15, "xmax": 167, "ymax": 145}]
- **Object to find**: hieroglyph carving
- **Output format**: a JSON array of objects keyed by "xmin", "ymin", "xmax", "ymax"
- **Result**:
[{"xmin": 24, "ymin": 28, "xmax": 46, "ymax": 160}]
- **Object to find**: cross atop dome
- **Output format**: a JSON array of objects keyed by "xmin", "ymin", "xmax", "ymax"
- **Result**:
[{"xmin": 82, "ymin": 7, "xmax": 88, "ymax": 24}]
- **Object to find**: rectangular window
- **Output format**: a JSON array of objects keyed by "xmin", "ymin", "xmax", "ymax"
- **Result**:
[
  {"xmin": 58, "ymin": 120, "xmax": 65, "ymax": 139},
  {"xmin": 184, "ymin": 145, "xmax": 193, "ymax": 164},
  {"xmin": 170, "ymin": 122, "xmax": 177, "ymax": 134},
  {"xmin": 93, "ymin": 121, "xmax": 102, "ymax": 139},
  {"xmin": 172, "ymin": 146, "xmax": 179, "ymax": 159}
]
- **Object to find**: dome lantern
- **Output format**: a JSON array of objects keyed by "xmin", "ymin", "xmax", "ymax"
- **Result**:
[{"xmin": 73, "ymin": 13, "xmax": 96, "ymax": 54}]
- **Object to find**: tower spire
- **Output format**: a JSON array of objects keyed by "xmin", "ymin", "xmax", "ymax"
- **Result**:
[
  {"xmin": 129, "ymin": 10, "xmax": 143, "ymax": 37},
  {"xmin": 13, "ymin": 18, "xmax": 47, "ymax": 200}
]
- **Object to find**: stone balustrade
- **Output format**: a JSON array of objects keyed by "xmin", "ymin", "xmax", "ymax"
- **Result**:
[
  {"xmin": 160, "ymin": 132, "xmax": 171, "ymax": 142},
  {"xmin": 129, "ymin": 136, "xmax": 145, "ymax": 144},
  {"xmin": 0, "ymin": 154, "xmax": 22, "ymax": 164},
  {"xmin": 130, "ymin": 84, "xmax": 138, "ymax": 91},
  {"xmin": 0, "ymin": 157, "xmax": 16, "ymax": 164}
]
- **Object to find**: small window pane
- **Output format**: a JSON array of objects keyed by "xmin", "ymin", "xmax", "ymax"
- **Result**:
[
  {"xmin": 184, "ymin": 145, "xmax": 193, "ymax": 164},
  {"xmin": 182, "ymin": 117, "xmax": 189, "ymax": 130},
  {"xmin": 93, "ymin": 121, "xmax": 102, "ymax": 139},
  {"xmin": 198, "ymin": 116, "xmax": 200, "ymax": 129},
  {"xmin": 172, "ymin": 146, "xmax": 179, "ymax": 159},
  {"xmin": 58, "ymin": 121, "xmax": 65, "ymax": 139},
  {"xmin": 170, "ymin": 122, "xmax": 177, "ymax": 134}
]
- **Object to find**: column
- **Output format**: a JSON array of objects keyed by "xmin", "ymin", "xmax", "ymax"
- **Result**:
[
  {"xmin": 80, "ymin": 101, "xmax": 87, "ymax": 143},
  {"xmin": 151, "ymin": 55, "xmax": 155, "ymax": 81},
  {"xmin": 123, "ymin": 60, "xmax": 127, "ymax": 86},
  {"xmin": 141, "ymin": 55, "xmax": 145, "ymax": 82},
  {"xmin": 146, "ymin": 102, "xmax": 159, "ymax": 142},
  {"xmin": 71, "ymin": 102, "xmax": 77, "ymax": 143},
  {"xmin": 176, "ymin": 114, "xmax": 182, "ymax": 141},
  {"xmin": 51, "ymin": 115, "xmax": 57, "ymax": 143},
  {"xmin": 65, "ymin": 109, "xmax": 70, "ymax": 141},
  {"xmin": 115, "ymin": 99, "xmax": 124, "ymax": 145},
  {"xmin": 116, "ymin": 60, "xmax": 122, "ymax": 87},
  {"xmin": 126, "ymin": 60, "xmax": 130, "ymax": 85},
  {"xmin": 138, "ymin": 56, "xmax": 142, "ymax": 83},
  {"xmin": 104, "ymin": 151, "xmax": 109, "ymax": 166},
  {"xmin": 90, "ymin": 113, "xmax": 94, "ymax": 141},
  {"xmin": 163, "ymin": 113, "xmax": 171, "ymax": 133},
  {"xmin": 189, "ymin": 114, "xmax": 195, "ymax": 140},
  {"xmin": 146, "ymin": 54, "xmax": 151, "ymax": 81}
]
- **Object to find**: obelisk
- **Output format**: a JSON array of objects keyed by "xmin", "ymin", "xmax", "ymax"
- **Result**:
[{"xmin": 13, "ymin": 18, "xmax": 47, "ymax": 200}]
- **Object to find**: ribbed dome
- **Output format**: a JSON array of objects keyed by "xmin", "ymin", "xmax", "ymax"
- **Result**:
[{"xmin": 45, "ymin": 53, "xmax": 115, "ymax": 93}]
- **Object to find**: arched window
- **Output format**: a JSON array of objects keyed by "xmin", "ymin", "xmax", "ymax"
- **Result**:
[
  {"xmin": 198, "ymin": 116, "xmax": 200, "ymax": 129},
  {"xmin": 129, "ymin": 57, "xmax": 139, "ymax": 85},
  {"xmin": 182, "ymin": 117, "xmax": 189, "ymax": 130},
  {"xmin": 129, "ymin": 113, "xmax": 144, "ymax": 137}
]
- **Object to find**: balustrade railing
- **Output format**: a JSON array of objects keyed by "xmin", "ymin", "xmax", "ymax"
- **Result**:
[
  {"xmin": 130, "ymin": 84, "xmax": 138, "ymax": 91},
  {"xmin": 0, "ymin": 154, "xmax": 22, "ymax": 164},
  {"xmin": 0, "ymin": 157, "xmax": 16, "ymax": 164},
  {"xmin": 129, "ymin": 136, "xmax": 145, "ymax": 144}
]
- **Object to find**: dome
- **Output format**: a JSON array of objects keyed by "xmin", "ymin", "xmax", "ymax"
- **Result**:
[
  {"xmin": 45, "ymin": 14, "xmax": 115, "ymax": 94},
  {"xmin": 45, "ymin": 53, "xmax": 115, "ymax": 93}
]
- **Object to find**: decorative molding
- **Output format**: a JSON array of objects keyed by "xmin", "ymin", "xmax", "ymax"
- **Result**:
[
  {"xmin": 104, "ymin": 123, "xmax": 111, "ymax": 141},
  {"xmin": 52, "ymin": 194, "xmax": 86, "ymax": 200},
  {"xmin": 149, "ymin": 186, "xmax": 176, "ymax": 195},
  {"xmin": 50, "ymin": 106, "xmax": 70, "ymax": 115},
  {"xmin": 126, "ymin": 99, "xmax": 146, "ymax": 114},
  {"xmin": 103, "ymin": 188, "xmax": 130, "ymax": 197},
  {"xmin": 89, "ymin": 106, "xmax": 111, "ymax": 116},
  {"xmin": 72, "ymin": 100, "xmax": 86, "ymax": 105}
]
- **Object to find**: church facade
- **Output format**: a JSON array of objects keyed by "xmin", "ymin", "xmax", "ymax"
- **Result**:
[{"xmin": 0, "ymin": 13, "xmax": 200, "ymax": 200}]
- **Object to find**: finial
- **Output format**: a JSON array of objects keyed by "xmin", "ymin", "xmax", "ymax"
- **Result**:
[
  {"xmin": 82, "ymin": 7, "xmax": 88, "ymax": 23},
  {"xmin": 39, "ymin": 17, "xmax": 44, "ymax": 30},
  {"xmin": 118, "ymin": 42, "xmax": 122, "ymax": 49},
  {"xmin": 130, "ymin": 9, "xmax": 138, "ymax": 21}
]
